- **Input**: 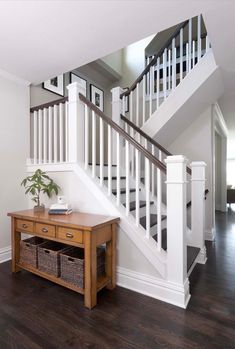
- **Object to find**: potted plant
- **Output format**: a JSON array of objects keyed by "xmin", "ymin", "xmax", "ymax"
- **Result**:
[{"xmin": 21, "ymin": 169, "xmax": 60, "ymax": 212}]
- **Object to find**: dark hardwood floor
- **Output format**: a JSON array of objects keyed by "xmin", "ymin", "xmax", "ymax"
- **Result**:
[{"xmin": 1, "ymin": 210, "xmax": 235, "ymax": 348}]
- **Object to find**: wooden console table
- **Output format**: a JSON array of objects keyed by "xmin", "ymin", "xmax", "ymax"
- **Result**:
[{"xmin": 8, "ymin": 209, "xmax": 119, "ymax": 309}]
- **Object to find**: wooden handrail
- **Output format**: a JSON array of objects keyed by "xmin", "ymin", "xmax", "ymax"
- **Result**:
[
  {"xmin": 121, "ymin": 114, "xmax": 191, "ymax": 175},
  {"xmin": 79, "ymin": 93, "xmax": 167, "ymax": 174},
  {"xmin": 120, "ymin": 20, "xmax": 188, "ymax": 98},
  {"xmin": 121, "ymin": 115, "xmax": 172, "ymax": 156},
  {"xmin": 30, "ymin": 97, "xmax": 68, "ymax": 113}
]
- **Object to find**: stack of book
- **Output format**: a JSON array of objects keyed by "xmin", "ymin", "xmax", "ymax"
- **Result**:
[{"xmin": 48, "ymin": 203, "xmax": 72, "ymax": 215}]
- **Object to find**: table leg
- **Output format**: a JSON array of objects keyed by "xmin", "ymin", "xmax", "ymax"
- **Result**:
[
  {"xmin": 11, "ymin": 218, "xmax": 21, "ymax": 273},
  {"xmin": 84, "ymin": 231, "xmax": 97, "ymax": 309},
  {"xmin": 106, "ymin": 223, "xmax": 116, "ymax": 290}
]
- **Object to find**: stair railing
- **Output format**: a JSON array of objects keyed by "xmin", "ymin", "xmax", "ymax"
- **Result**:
[
  {"xmin": 118, "ymin": 15, "xmax": 211, "ymax": 129},
  {"xmin": 30, "ymin": 97, "xmax": 69, "ymax": 164}
]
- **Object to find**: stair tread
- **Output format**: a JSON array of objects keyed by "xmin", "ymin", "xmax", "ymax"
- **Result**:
[
  {"xmin": 112, "ymin": 188, "xmax": 138, "ymax": 195},
  {"xmin": 123, "ymin": 200, "xmax": 154, "ymax": 211},
  {"xmin": 140, "ymin": 214, "xmax": 167, "ymax": 229},
  {"xmin": 89, "ymin": 163, "xmax": 117, "ymax": 167},
  {"xmin": 152, "ymin": 230, "xmax": 200, "ymax": 271},
  {"xmin": 101, "ymin": 176, "xmax": 126, "ymax": 180}
]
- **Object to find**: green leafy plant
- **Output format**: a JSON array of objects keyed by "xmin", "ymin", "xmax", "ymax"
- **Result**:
[{"xmin": 21, "ymin": 169, "xmax": 60, "ymax": 208}]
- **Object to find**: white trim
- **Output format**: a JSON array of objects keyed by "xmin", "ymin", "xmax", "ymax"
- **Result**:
[
  {"xmin": 117, "ymin": 266, "xmax": 190, "ymax": 309},
  {"xmin": 205, "ymin": 228, "xmax": 215, "ymax": 241},
  {"xmin": 0, "ymin": 246, "xmax": 11, "ymax": 263},
  {"xmin": 0, "ymin": 68, "xmax": 30, "ymax": 86},
  {"xmin": 26, "ymin": 162, "xmax": 75, "ymax": 173}
]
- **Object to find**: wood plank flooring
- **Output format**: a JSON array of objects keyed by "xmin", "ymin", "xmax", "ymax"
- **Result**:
[{"xmin": 0, "ymin": 210, "xmax": 235, "ymax": 348}]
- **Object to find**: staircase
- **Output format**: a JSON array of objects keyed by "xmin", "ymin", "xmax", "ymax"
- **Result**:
[{"xmin": 27, "ymin": 14, "xmax": 209, "ymax": 308}]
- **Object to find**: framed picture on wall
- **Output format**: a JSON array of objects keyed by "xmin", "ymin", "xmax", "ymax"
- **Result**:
[
  {"xmin": 90, "ymin": 84, "xmax": 104, "ymax": 112},
  {"xmin": 43, "ymin": 75, "xmax": 64, "ymax": 96},
  {"xmin": 70, "ymin": 72, "xmax": 87, "ymax": 96}
]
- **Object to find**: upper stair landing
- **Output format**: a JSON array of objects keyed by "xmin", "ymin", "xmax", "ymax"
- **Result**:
[{"xmin": 141, "ymin": 51, "xmax": 223, "ymax": 146}]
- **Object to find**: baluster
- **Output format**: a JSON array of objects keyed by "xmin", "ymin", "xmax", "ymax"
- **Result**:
[
  {"xmin": 186, "ymin": 43, "xmax": 189, "ymax": 74},
  {"xmin": 156, "ymin": 58, "xmax": 160, "ymax": 109},
  {"xmin": 151, "ymin": 145, "xmax": 155, "ymax": 196},
  {"xmin": 130, "ymin": 91, "xmax": 134, "ymax": 177},
  {"xmin": 163, "ymin": 49, "xmax": 167, "ymax": 100},
  {"xmin": 147, "ymin": 56, "xmax": 150, "ymax": 95},
  {"xmin": 33, "ymin": 111, "xmax": 38, "ymax": 164},
  {"xmin": 122, "ymin": 97, "xmax": 127, "ymax": 132},
  {"xmin": 125, "ymin": 140, "xmax": 130, "ymax": 216},
  {"xmin": 43, "ymin": 108, "xmax": 47, "ymax": 163},
  {"xmin": 64, "ymin": 102, "xmax": 68, "ymax": 162},
  {"xmin": 168, "ymin": 49, "xmax": 171, "ymax": 92},
  {"xmin": 157, "ymin": 150, "xmax": 162, "ymax": 251},
  {"xmin": 136, "ymin": 82, "xmax": 140, "ymax": 128},
  {"xmin": 192, "ymin": 41, "xmax": 195, "ymax": 68},
  {"xmin": 149, "ymin": 64, "xmax": 153, "ymax": 117},
  {"xmin": 172, "ymin": 38, "xmax": 176, "ymax": 89},
  {"xmin": 48, "ymin": 107, "xmax": 52, "ymax": 163},
  {"xmin": 59, "ymin": 103, "xmax": 64, "ymax": 163},
  {"xmin": 197, "ymin": 15, "xmax": 202, "ymax": 61},
  {"xmin": 84, "ymin": 105, "xmax": 89, "ymax": 170},
  {"xmin": 116, "ymin": 132, "xmax": 120, "ymax": 206},
  {"xmin": 145, "ymin": 158, "xmax": 150, "ymax": 238},
  {"xmin": 188, "ymin": 18, "xmax": 192, "ymax": 71},
  {"xmin": 92, "ymin": 110, "xmax": 96, "ymax": 177},
  {"xmin": 180, "ymin": 28, "xmax": 183, "ymax": 82},
  {"xmin": 135, "ymin": 149, "xmax": 140, "ymax": 226},
  {"xmin": 108, "ymin": 124, "xmax": 112, "ymax": 195},
  {"xmin": 38, "ymin": 109, "xmax": 42, "ymax": 164},
  {"xmin": 99, "ymin": 117, "xmax": 104, "ymax": 186},
  {"xmin": 53, "ymin": 105, "xmax": 58, "ymax": 163},
  {"xmin": 142, "ymin": 76, "xmax": 146, "ymax": 125}
]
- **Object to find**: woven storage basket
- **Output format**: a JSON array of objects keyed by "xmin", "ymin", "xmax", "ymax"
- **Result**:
[
  {"xmin": 20, "ymin": 237, "xmax": 46, "ymax": 268},
  {"xmin": 38, "ymin": 241, "xmax": 69, "ymax": 277},
  {"xmin": 60, "ymin": 246, "xmax": 106, "ymax": 288}
]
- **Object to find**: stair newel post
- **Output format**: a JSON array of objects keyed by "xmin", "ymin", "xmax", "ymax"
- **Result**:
[
  {"xmin": 165, "ymin": 155, "xmax": 190, "ymax": 307},
  {"xmin": 111, "ymin": 86, "xmax": 125, "ymax": 165},
  {"xmin": 191, "ymin": 162, "xmax": 207, "ymax": 264},
  {"xmin": 67, "ymin": 82, "xmax": 86, "ymax": 164}
]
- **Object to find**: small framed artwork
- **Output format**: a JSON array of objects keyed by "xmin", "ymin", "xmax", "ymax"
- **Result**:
[
  {"xmin": 43, "ymin": 75, "xmax": 64, "ymax": 96},
  {"xmin": 70, "ymin": 72, "xmax": 87, "ymax": 96},
  {"xmin": 90, "ymin": 84, "xmax": 104, "ymax": 112}
]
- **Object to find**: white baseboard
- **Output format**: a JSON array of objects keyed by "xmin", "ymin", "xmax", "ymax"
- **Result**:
[
  {"xmin": 205, "ymin": 228, "xmax": 215, "ymax": 241},
  {"xmin": 0, "ymin": 246, "xmax": 11, "ymax": 263},
  {"xmin": 116, "ymin": 266, "xmax": 190, "ymax": 309}
]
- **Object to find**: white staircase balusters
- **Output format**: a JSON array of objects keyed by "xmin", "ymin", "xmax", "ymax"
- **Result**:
[
  {"xmin": 136, "ymin": 82, "xmax": 139, "ymax": 127},
  {"xmin": 84, "ymin": 104, "xmax": 89, "ymax": 170},
  {"xmin": 172, "ymin": 39, "xmax": 176, "ymax": 90},
  {"xmin": 145, "ymin": 158, "xmax": 150, "ymax": 239},
  {"xmin": 151, "ymin": 144, "xmax": 155, "ymax": 196},
  {"xmin": 59, "ymin": 103, "xmax": 64, "ymax": 163},
  {"xmin": 142, "ymin": 75, "xmax": 146, "ymax": 125},
  {"xmin": 163, "ymin": 48, "xmax": 167, "ymax": 101},
  {"xmin": 99, "ymin": 117, "xmax": 104, "ymax": 186},
  {"xmin": 33, "ymin": 111, "xmax": 37, "ymax": 164},
  {"xmin": 38, "ymin": 109, "xmax": 43, "ymax": 164},
  {"xmin": 157, "ymin": 150, "xmax": 162, "ymax": 251},
  {"xmin": 192, "ymin": 41, "xmax": 196, "ymax": 68},
  {"xmin": 53, "ymin": 105, "xmax": 58, "ymax": 163},
  {"xmin": 43, "ymin": 108, "xmax": 47, "ymax": 163},
  {"xmin": 156, "ymin": 57, "xmax": 160, "ymax": 109},
  {"xmin": 188, "ymin": 18, "xmax": 192, "ymax": 71},
  {"xmin": 116, "ymin": 132, "xmax": 120, "ymax": 206},
  {"xmin": 48, "ymin": 106, "xmax": 53, "ymax": 163},
  {"xmin": 180, "ymin": 28, "xmax": 183, "ymax": 82},
  {"xmin": 64, "ymin": 101, "xmax": 68, "ymax": 162},
  {"xmin": 125, "ymin": 139, "xmax": 130, "ymax": 216},
  {"xmin": 197, "ymin": 15, "xmax": 202, "ymax": 61},
  {"xmin": 135, "ymin": 148, "xmax": 140, "ymax": 226},
  {"xmin": 168, "ymin": 49, "xmax": 171, "ymax": 92},
  {"xmin": 108, "ymin": 124, "xmax": 112, "ymax": 195},
  {"xmin": 92, "ymin": 110, "xmax": 96, "ymax": 178}
]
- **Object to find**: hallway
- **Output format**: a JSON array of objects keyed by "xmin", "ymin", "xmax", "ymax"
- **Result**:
[{"xmin": 0, "ymin": 211, "xmax": 235, "ymax": 348}]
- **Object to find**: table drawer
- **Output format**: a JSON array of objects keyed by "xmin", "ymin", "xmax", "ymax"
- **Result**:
[
  {"xmin": 58, "ymin": 227, "xmax": 83, "ymax": 244},
  {"xmin": 35, "ymin": 223, "xmax": 56, "ymax": 238},
  {"xmin": 16, "ymin": 219, "xmax": 34, "ymax": 233}
]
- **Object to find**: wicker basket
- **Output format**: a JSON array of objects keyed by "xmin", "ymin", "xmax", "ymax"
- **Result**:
[
  {"xmin": 60, "ymin": 246, "xmax": 106, "ymax": 288},
  {"xmin": 20, "ymin": 237, "xmax": 46, "ymax": 268},
  {"xmin": 38, "ymin": 241, "xmax": 69, "ymax": 277}
]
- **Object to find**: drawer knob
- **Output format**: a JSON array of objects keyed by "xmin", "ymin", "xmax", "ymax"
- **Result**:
[
  {"xmin": 42, "ymin": 227, "xmax": 48, "ymax": 233},
  {"xmin": 66, "ymin": 232, "xmax": 74, "ymax": 239},
  {"xmin": 22, "ymin": 224, "xmax": 28, "ymax": 229}
]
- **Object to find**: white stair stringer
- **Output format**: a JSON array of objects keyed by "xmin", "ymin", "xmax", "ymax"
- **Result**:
[
  {"xmin": 73, "ymin": 163, "xmax": 167, "ymax": 278},
  {"xmin": 142, "ymin": 51, "xmax": 224, "ymax": 147}
]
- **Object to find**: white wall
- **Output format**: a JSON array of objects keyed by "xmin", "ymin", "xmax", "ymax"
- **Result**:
[
  {"xmin": 0, "ymin": 75, "xmax": 29, "ymax": 257},
  {"xmin": 168, "ymin": 106, "xmax": 214, "ymax": 237},
  {"xmin": 32, "ymin": 170, "xmax": 161, "ymax": 278},
  {"xmin": 101, "ymin": 50, "xmax": 123, "ymax": 77},
  {"xmin": 215, "ymin": 132, "xmax": 222, "ymax": 210},
  {"xmin": 218, "ymin": 94, "xmax": 235, "ymax": 160}
]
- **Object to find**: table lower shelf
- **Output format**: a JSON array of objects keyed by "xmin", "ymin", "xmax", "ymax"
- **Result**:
[{"xmin": 16, "ymin": 263, "xmax": 110, "ymax": 295}]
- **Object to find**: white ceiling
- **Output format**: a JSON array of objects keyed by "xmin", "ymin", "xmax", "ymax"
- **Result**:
[{"xmin": 0, "ymin": 0, "xmax": 232, "ymax": 85}]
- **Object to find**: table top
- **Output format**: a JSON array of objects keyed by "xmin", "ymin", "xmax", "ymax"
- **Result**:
[{"xmin": 8, "ymin": 209, "xmax": 120, "ymax": 231}]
